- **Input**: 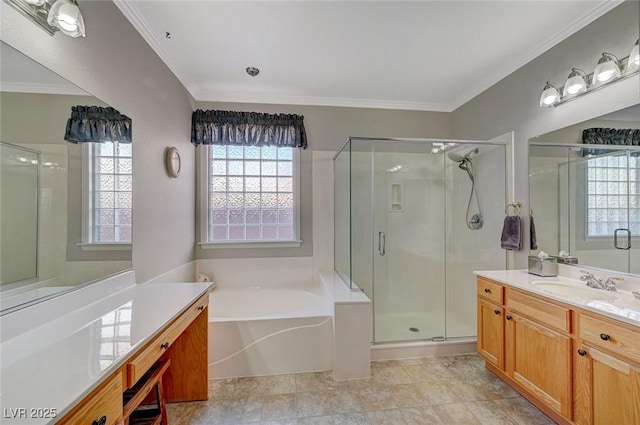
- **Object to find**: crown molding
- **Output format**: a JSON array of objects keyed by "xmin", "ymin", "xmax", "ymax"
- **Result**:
[
  {"xmin": 448, "ymin": 0, "xmax": 624, "ymax": 111},
  {"xmin": 113, "ymin": 0, "xmax": 198, "ymax": 95},
  {"xmin": 116, "ymin": 0, "xmax": 622, "ymax": 113},
  {"xmin": 0, "ymin": 82, "xmax": 90, "ymax": 96},
  {"xmin": 193, "ymin": 90, "xmax": 451, "ymax": 112}
]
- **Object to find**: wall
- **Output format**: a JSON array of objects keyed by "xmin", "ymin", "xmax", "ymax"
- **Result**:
[
  {"xmin": 1, "ymin": 1, "xmax": 196, "ymax": 282},
  {"xmin": 194, "ymin": 101, "xmax": 452, "ymax": 260},
  {"xmin": 452, "ymin": 1, "xmax": 640, "ymax": 268}
]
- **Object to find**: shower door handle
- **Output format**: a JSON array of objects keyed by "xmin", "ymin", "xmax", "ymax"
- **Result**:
[
  {"xmin": 614, "ymin": 228, "xmax": 631, "ymax": 250},
  {"xmin": 378, "ymin": 231, "xmax": 386, "ymax": 256}
]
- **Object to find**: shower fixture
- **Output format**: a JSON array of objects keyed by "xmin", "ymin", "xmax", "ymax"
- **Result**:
[{"xmin": 448, "ymin": 147, "xmax": 483, "ymax": 230}]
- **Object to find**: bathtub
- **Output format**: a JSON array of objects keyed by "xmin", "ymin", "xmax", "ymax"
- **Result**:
[{"xmin": 208, "ymin": 283, "xmax": 334, "ymax": 378}]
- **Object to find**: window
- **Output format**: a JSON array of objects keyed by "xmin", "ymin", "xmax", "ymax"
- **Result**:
[
  {"xmin": 83, "ymin": 141, "xmax": 132, "ymax": 245},
  {"xmin": 586, "ymin": 154, "xmax": 639, "ymax": 237},
  {"xmin": 202, "ymin": 144, "xmax": 299, "ymax": 246}
]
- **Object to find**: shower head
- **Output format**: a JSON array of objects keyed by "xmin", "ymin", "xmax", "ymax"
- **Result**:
[
  {"xmin": 448, "ymin": 147, "xmax": 479, "ymax": 182},
  {"xmin": 447, "ymin": 147, "xmax": 479, "ymax": 163}
]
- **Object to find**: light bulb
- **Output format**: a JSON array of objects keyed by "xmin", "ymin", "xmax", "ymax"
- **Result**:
[
  {"xmin": 628, "ymin": 39, "xmax": 639, "ymax": 72},
  {"xmin": 47, "ymin": 0, "xmax": 85, "ymax": 37},
  {"xmin": 57, "ymin": 4, "xmax": 79, "ymax": 31},
  {"xmin": 592, "ymin": 53, "xmax": 621, "ymax": 85},
  {"xmin": 539, "ymin": 82, "xmax": 560, "ymax": 107},
  {"xmin": 562, "ymin": 68, "xmax": 587, "ymax": 98}
]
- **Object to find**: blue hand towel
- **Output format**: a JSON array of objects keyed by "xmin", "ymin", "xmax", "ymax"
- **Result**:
[{"xmin": 501, "ymin": 216, "xmax": 522, "ymax": 251}]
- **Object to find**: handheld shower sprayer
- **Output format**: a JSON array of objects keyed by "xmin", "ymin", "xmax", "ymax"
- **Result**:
[{"xmin": 447, "ymin": 147, "xmax": 483, "ymax": 230}]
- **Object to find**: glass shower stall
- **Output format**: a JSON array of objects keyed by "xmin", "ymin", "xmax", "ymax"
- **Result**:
[{"xmin": 335, "ymin": 137, "xmax": 507, "ymax": 344}]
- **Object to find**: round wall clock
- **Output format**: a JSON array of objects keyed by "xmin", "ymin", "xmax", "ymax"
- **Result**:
[{"xmin": 166, "ymin": 147, "xmax": 181, "ymax": 178}]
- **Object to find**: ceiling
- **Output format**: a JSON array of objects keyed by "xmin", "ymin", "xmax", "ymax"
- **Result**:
[{"xmin": 116, "ymin": 1, "xmax": 621, "ymax": 112}]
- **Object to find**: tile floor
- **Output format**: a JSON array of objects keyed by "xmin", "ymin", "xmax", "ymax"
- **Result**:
[{"xmin": 167, "ymin": 354, "xmax": 555, "ymax": 425}]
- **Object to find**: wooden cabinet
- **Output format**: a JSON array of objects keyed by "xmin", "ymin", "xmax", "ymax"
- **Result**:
[
  {"xmin": 56, "ymin": 293, "xmax": 209, "ymax": 425},
  {"xmin": 57, "ymin": 372, "xmax": 123, "ymax": 425},
  {"xmin": 574, "ymin": 311, "xmax": 640, "ymax": 425},
  {"xmin": 506, "ymin": 312, "xmax": 572, "ymax": 419},
  {"xmin": 575, "ymin": 346, "xmax": 640, "ymax": 425},
  {"xmin": 477, "ymin": 293, "xmax": 504, "ymax": 369},
  {"xmin": 476, "ymin": 276, "xmax": 640, "ymax": 425}
]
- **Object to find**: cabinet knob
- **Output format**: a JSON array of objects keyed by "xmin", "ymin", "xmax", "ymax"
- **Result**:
[
  {"xmin": 577, "ymin": 349, "xmax": 587, "ymax": 357},
  {"xmin": 92, "ymin": 416, "xmax": 106, "ymax": 425},
  {"xmin": 506, "ymin": 315, "xmax": 512, "ymax": 321},
  {"xmin": 600, "ymin": 333, "xmax": 611, "ymax": 341},
  {"xmin": 494, "ymin": 309, "xmax": 501, "ymax": 315},
  {"xmin": 484, "ymin": 288, "xmax": 491, "ymax": 293},
  {"xmin": 197, "ymin": 305, "xmax": 205, "ymax": 311},
  {"xmin": 160, "ymin": 342, "xmax": 169, "ymax": 350}
]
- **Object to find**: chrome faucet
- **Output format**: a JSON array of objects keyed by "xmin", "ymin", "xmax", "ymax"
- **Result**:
[
  {"xmin": 580, "ymin": 270, "xmax": 622, "ymax": 292},
  {"xmin": 580, "ymin": 271, "xmax": 605, "ymax": 290},
  {"xmin": 603, "ymin": 276, "xmax": 623, "ymax": 292}
]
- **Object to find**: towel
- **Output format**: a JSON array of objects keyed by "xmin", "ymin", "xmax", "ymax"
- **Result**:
[
  {"xmin": 530, "ymin": 215, "xmax": 538, "ymax": 250},
  {"xmin": 501, "ymin": 216, "xmax": 522, "ymax": 250}
]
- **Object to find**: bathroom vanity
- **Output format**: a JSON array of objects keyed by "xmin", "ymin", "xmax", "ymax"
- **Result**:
[
  {"xmin": 476, "ymin": 269, "xmax": 640, "ymax": 425},
  {"xmin": 0, "ymin": 274, "xmax": 212, "ymax": 425}
]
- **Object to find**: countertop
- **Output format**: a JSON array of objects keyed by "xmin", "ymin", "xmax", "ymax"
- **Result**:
[
  {"xmin": 475, "ymin": 269, "xmax": 640, "ymax": 328},
  {"xmin": 0, "ymin": 281, "xmax": 212, "ymax": 424}
]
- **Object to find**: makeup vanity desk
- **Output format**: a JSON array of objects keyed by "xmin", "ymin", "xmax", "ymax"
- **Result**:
[{"xmin": 0, "ymin": 276, "xmax": 212, "ymax": 425}]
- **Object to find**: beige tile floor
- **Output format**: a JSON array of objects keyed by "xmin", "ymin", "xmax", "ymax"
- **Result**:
[{"xmin": 167, "ymin": 354, "xmax": 555, "ymax": 425}]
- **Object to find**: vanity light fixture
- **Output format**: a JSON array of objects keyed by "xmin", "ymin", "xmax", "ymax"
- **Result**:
[
  {"xmin": 539, "ymin": 82, "xmax": 561, "ymax": 107},
  {"xmin": 47, "ymin": 0, "xmax": 84, "ymax": 37},
  {"xmin": 5, "ymin": 0, "xmax": 84, "ymax": 37},
  {"xmin": 539, "ymin": 39, "xmax": 640, "ymax": 108},
  {"xmin": 562, "ymin": 68, "xmax": 587, "ymax": 98},
  {"xmin": 592, "ymin": 52, "xmax": 621, "ymax": 85},
  {"xmin": 628, "ymin": 39, "xmax": 639, "ymax": 72}
]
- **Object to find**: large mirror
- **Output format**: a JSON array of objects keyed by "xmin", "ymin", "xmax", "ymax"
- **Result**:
[
  {"xmin": 529, "ymin": 104, "xmax": 640, "ymax": 275},
  {"xmin": 0, "ymin": 41, "xmax": 133, "ymax": 313}
]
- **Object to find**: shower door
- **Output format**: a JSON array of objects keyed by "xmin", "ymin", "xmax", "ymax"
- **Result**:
[{"xmin": 371, "ymin": 140, "xmax": 446, "ymax": 343}]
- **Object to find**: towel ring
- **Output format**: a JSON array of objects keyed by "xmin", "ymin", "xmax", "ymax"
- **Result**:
[
  {"xmin": 530, "ymin": 207, "xmax": 534, "ymax": 216},
  {"xmin": 505, "ymin": 202, "xmax": 522, "ymax": 216}
]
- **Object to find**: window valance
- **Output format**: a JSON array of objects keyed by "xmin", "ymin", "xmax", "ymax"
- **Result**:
[
  {"xmin": 191, "ymin": 109, "xmax": 307, "ymax": 149},
  {"xmin": 64, "ymin": 106, "xmax": 132, "ymax": 144},
  {"xmin": 582, "ymin": 127, "xmax": 640, "ymax": 156}
]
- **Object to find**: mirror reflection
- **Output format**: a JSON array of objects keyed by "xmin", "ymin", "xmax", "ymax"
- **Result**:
[
  {"xmin": 0, "ymin": 42, "xmax": 133, "ymax": 313},
  {"xmin": 529, "ymin": 104, "xmax": 640, "ymax": 275}
]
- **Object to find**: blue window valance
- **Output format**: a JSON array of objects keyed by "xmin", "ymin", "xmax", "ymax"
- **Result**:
[
  {"xmin": 582, "ymin": 127, "xmax": 640, "ymax": 156},
  {"xmin": 64, "ymin": 106, "xmax": 132, "ymax": 144},
  {"xmin": 191, "ymin": 109, "xmax": 308, "ymax": 149}
]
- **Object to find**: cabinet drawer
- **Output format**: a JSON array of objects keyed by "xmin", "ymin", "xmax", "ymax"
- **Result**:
[
  {"xmin": 57, "ymin": 371, "xmax": 122, "ymax": 425},
  {"xmin": 126, "ymin": 293, "xmax": 208, "ymax": 388},
  {"xmin": 477, "ymin": 278, "xmax": 504, "ymax": 304},
  {"xmin": 579, "ymin": 313, "xmax": 640, "ymax": 364},
  {"xmin": 506, "ymin": 290, "xmax": 570, "ymax": 333}
]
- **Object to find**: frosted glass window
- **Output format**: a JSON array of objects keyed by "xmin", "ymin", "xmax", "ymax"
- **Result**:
[
  {"xmin": 207, "ymin": 145, "xmax": 297, "ymax": 242},
  {"xmin": 586, "ymin": 155, "xmax": 639, "ymax": 237},
  {"xmin": 89, "ymin": 141, "xmax": 132, "ymax": 243}
]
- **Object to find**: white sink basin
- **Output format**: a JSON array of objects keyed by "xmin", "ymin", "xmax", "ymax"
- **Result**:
[{"xmin": 531, "ymin": 281, "xmax": 616, "ymax": 301}]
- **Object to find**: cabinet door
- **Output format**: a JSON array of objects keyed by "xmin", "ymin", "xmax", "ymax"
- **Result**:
[
  {"xmin": 477, "ymin": 299, "xmax": 504, "ymax": 369},
  {"xmin": 506, "ymin": 313, "xmax": 572, "ymax": 419},
  {"xmin": 589, "ymin": 347, "xmax": 640, "ymax": 425}
]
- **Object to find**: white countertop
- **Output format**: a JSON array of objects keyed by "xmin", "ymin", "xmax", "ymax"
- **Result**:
[
  {"xmin": 0, "ymin": 281, "xmax": 212, "ymax": 424},
  {"xmin": 475, "ymin": 269, "xmax": 640, "ymax": 327}
]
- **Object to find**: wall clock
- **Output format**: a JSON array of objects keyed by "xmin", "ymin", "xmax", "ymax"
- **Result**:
[{"xmin": 166, "ymin": 147, "xmax": 181, "ymax": 178}]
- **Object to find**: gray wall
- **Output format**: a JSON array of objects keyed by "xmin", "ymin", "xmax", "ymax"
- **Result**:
[
  {"xmin": 2, "ymin": 1, "xmax": 196, "ymax": 282},
  {"xmin": 195, "ymin": 101, "xmax": 452, "ymax": 259},
  {"xmin": 0, "ymin": 92, "xmax": 129, "ymax": 262},
  {"xmin": 452, "ymin": 1, "xmax": 640, "ymax": 267}
]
